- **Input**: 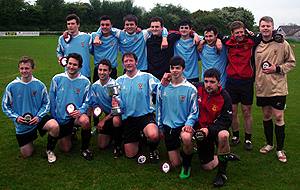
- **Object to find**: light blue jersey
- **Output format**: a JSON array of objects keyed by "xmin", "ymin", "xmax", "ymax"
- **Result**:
[
  {"xmin": 85, "ymin": 78, "xmax": 117, "ymax": 114},
  {"xmin": 116, "ymin": 71, "xmax": 160, "ymax": 120},
  {"xmin": 90, "ymin": 32, "xmax": 119, "ymax": 68},
  {"xmin": 156, "ymin": 80, "xmax": 199, "ymax": 129},
  {"xmin": 57, "ymin": 32, "xmax": 92, "ymax": 78},
  {"xmin": 96, "ymin": 27, "xmax": 168, "ymax": 71},
  {"xmin": 199, "ymin": 44, "xmax": 227, "ymax": 88},
  {"xmin": 49, "ymin": 72, "xmax": 90, "ymax": 125},
  {"xmin": 174, "ymin": 38, "xmax": 200, "ymax": 80},
  {"xmin": 2, "ymin": 77, "xmax": 50, "ymax": 134}
]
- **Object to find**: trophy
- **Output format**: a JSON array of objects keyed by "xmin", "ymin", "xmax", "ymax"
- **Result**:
[
  {"xmin": 23, "ymin": 113, "xmax": 33, "ymax": 123},
  {"xmin": 107, "ymin": 84, "xmax": 122, "ymax": 116},
  {"xmin": 93, "ymin": 105, "xmax": 102, "ymax": 117},
  {"xmin": 66, "ymin": 103, "xmax": 76, "ymax": 114},
  {"xmin": 59, "ymin": 57, "xmax": 68, "ymax": 67},
  {"xmin": 161, "ymin": 162, "xmax": 171, "ymax": 173},
  {"xmin": 261, "ymin": 61, "xmax": 271, "ymax": 70}
]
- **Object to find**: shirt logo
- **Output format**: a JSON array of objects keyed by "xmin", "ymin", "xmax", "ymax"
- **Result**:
[
  {"xmin": 212, "ymin": 104, "xmax": 217, "ymax": 112},
  {"xmin": 81, "ymin": 42, "xmax": 85, "ymax": 47},
  {"xmin": 179, "ymin": 95, "xmax": 186, "ymax": 102},
  {"xmin": 32, "ymin": 91, "xmax": 37, "ymax": 97},
  {"xmin": 138, "ymin": 83, "xmax": 143, "ymax": 89},
  {"xmin": 76, "ymin": 88, "xmax": 81, "ymax": 94}
]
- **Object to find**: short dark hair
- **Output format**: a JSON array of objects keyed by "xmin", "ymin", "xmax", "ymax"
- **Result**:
[
  {"xmin": 122, "ymin": 52, "xmax": 138, "ymax": 62},
  {"xmin": 98, "ymin": 59, "xmax": 112, "ymax": 71},
  {"xmin": 149, "ymin": 16, "xmax": 164, "ymax": 27},
  {"xmin": 66, "ymin": 14, "xmax": 80, "ymax": 24},
  {"xmin": 67, "ymin": 53, "xmax": 83, "ymax": 68},
  {"xmin": 100, "ymin": 15, "xmax": 111, "ymax": 22},
  {"xmin": 204, "ymin": 25, "xmax": 218, "ymax": 35},
  {"xmin": 123, "ymin": 14, "xmax": 138, "ymax": 25},
  {"xmin": 204, "ymin": 68, "xmax": 221, "ymax": 82},
  {"xmin": 259, "ymin": 16, "xmax": 274, "ymax": 26},
  {"xmin": 19, "ymin": 56, "xmax": 35, "ymax": 69},
  {"xmin": 170, "ymin": 56, "xmax": 185, "ymax": 69},
  {"xmin": 178, "ymin": 19, "xmax": 192, "ymax": 28},
  {"xmin": 229, "ymin": 21, "xmax": 245, "ymax": 32}
]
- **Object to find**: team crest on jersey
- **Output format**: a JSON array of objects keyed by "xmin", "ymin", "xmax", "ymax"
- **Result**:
[
  {"xmin": 179, "ymin": 95, "xmax": 186, "ymax": 102},
  {"xmin": 32, "ymin": 90, "xmax": 37, "ymax": 97},
  {"xmin": 138, "ymin": 83, "xmax": 143, "ymax": 89},
  {"xmin": 75, "ymin": 88, "xmax": 81, "ymax": 94},
  {"xmin": 211, "ymin": 104, "xmax": 217, "ymax": 112},
  {"xmin": 81, "ymin": 42, "xmax": 85, "ymax": 47}
]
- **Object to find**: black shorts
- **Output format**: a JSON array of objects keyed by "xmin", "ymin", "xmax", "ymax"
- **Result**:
[
  {"xmin": 98, "ymin": 117, "xmax": 114, "ymax": 135},
  {"xmin": 58, "ymin": 119, "xmax": 76, "ymax": 139},
  {"xmin": 225, "ymin": 78, "xmax": 254, "ymax": 105},
  {"xmin": 163, "ymin": 125, "xmax": 183, "ymax": 151},
  {"xmin": 16, "ymin": 115, "xmax": 52, "ymax": 147},
  {"xmin": 197, "ymin": 134, "xmax": 217, "ymax": 165},
  {"xmin": 256, "ymin": 96, "xmax": 286, "ymax": 110},
  {"xmin": 122, "ymin": 113, "xmax": 156, "ymax": 144}
]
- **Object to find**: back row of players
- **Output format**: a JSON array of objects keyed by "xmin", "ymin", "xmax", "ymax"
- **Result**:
[{"xmin": 2, "ymin": 14, "xmax": 295, "ymax": 187}]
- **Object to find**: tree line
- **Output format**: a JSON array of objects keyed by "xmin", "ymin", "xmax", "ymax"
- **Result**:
[{"xmin": 0, "ymin": 0, "xmax": 255, "ymax": 34}]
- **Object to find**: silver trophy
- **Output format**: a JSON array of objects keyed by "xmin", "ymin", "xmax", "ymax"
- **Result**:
[
  {"xmin": 66, "ymin": 103, "xmax": 76, "ymax": 114},
  {"xmin": 23, "ymin": 113, "xmax": 33, "ymax": 123},
  {"xmin": 59, "ymin": 57, "xmax": 68, "ymax": 67},
  {"xmin": 93, "ymin": 106, "xmax": 102, "ymax": 117},
  {"xmin": 107, "ymin": 84, "xmax": 122, "ymax": 116},
  {"xmin": 161, "ymin": 162, "xmax": 171, "ymax": 173}
]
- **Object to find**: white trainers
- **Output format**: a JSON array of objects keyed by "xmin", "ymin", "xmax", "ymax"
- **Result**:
[
  {"xmin": 276, "ymin": 150, "xmax": 287, "ymax": 163},
  {"xmin": 46, "ymin": 150, "xmax": 57, "ymax": 163},
  {"xmin": 259, "ymin": 145, "xmax": 274, "ymax": 154}
]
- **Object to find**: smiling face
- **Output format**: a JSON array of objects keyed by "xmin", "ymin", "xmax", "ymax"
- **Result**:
[
  {"xmin": 98, "ymin": 64, "xmax": 111, "ymax": 82},
  {"xmin": 232, "ymin": 27, "xmax": 245, "ymax": 42},
  {"xmin": 19, "ymin": 62, "xmax": 33, "ymax": 82},
  {"xmin": 66, "ymin": 57, "xmax": 81, "ymax": 77},
  {"xmin": 259, "ymin": 20, "xmax": 274, "ymax": 40},
  {"xmin": 204, "ymin": 31, "xmax": 217, "ymax": 46},
  {"xmin": 100, "ymin": 19, "xmax": 112, "ymax": 36},
  {"xmin": 124, "ymin": 20, "xmax": 137, "ymax": 34},
  {"xmin": 150, "ymin": 21, "xmax": 163, "ymax": 36},
  {"xmin": 170, "ymin": 65, "xmax": 184, "ymax": 81},
  {"xmin": 179, "ymin": 25, "xmax": 192, "ymax": 38}
]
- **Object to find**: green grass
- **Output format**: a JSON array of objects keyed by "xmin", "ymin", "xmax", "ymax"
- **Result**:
[{"xmin": 0, "ymin": 36, "xmax": 299, "ymax": 190}]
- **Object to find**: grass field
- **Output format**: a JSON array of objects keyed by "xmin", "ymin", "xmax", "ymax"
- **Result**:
[{"xmin": 0, "ymin": 36, "xmax": 299, "ymax": 190}]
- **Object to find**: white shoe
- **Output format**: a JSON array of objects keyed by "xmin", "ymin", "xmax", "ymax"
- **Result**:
[
  {"xmin": 46, "ymin": 150, "xmax": 57, "ymax": 163},
  {"xmin": 259, "ymin": 145, "xmax": 274, "ymax": 154},
  {"xmin": 276, "ymin": 150, "xmax": 287, "ymax": 163}
]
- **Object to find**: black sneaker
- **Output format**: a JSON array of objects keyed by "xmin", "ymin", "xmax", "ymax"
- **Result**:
[
  {"xmin": 113, "ymin": 146, "xmax": 122, "ymax": 159},
  {"xmin": 149, "ymin": 150, "xmax": 159, "ymax": 163},
  {"xmin": 244, "ymin": 140, "xmax": 253, "ymax": 151},
  {"xmin": 81, "ymin": 149, "xmax": 93, "ymax": 161},
  {"xmin": 224, "ymin": 153, "xmax": 240, "ymax": 161},
  {"xmin": 231, "ymin": 136, "xmax": 240, "ymax": 145},
  {"xmin": 213, "ymin": 173, "xmax": 227, "ymax": 187}
]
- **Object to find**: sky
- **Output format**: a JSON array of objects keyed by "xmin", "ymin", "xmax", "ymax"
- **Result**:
[{"xmin": 27, "ymin": 0, "xmax": 300, "ymax": 28}]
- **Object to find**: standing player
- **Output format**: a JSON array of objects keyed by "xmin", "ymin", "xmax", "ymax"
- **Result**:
[
  {"xmin": 198, "ymin": 25, "xmax": 227, "ymax": 88},
  {"xmin": 57, "ymin": 14, "xmax": 92, "ymax": 79},
  {"xmin": 115, "ymin": 52, "xmax": 160, "ymax": 162},
  {"xmin": 255, "ymin": 16, "xmax": 296, "ymax": 163},
  {"xmin": 90, "ymin": 15, "xmax": 119, "ymax": 80},
  {"xmin": 174, "ymin": 19, "xmax": 200, "ymax": 84},
  {"xmin": 85, "ymin": 59, "xmax": 123, "ymax": 158},
  {"xmin": 156, "ymin": 56, "xmax": 198, "ymax": 174},
  {"xmin": 2, "ymin": 56, "xmax": 59, "ymax": 163},
  {"xmin": 49, "ymin": 53, "xmax": 92, "ymax": 160}
]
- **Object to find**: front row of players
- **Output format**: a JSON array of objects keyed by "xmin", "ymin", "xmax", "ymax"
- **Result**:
[{"xmin": 2, "ymin": 53, "xmax": 237, "ymax": 187}]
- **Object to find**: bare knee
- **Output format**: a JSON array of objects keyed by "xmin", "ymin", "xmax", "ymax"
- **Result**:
[{"xmin": 218, "ymin": 130, "xmax": 229, "ymax": 142}]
